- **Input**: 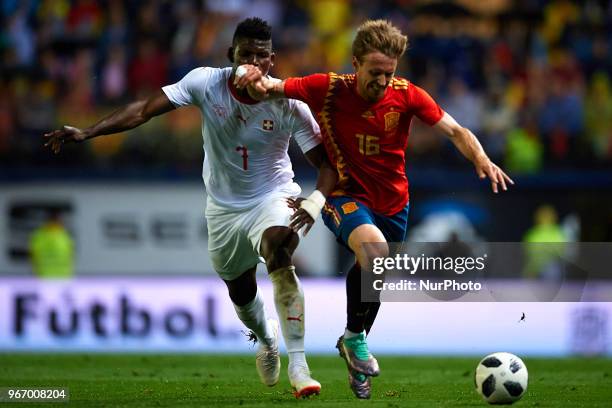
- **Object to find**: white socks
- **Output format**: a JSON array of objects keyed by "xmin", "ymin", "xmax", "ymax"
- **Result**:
[
  {"xmin": 234, "ymin": 267, "xmax": 308, "ymax": 367},
  {"xmin": 288, "ymin": 351, "xmax": 307, "ymax": 368},
  {"xmin": 233, "ymin": 289, "xmax": 273, "ymax": 346},
  {"xmin": 344, "ymin": 328, "xmax": 363, "ymax": 339},
  {"xmin": 270, "ymin": 266, "xmax": 306, "ymax": 364}
]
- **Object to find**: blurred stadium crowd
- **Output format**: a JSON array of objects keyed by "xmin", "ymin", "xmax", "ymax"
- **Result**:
[{"xmin": 1, "ymin": 0, "xmax": 612, "ymax": 178}]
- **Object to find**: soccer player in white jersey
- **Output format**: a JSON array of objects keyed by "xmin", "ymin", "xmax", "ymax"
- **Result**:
[{"xmin": 43, "ymin": 18, "xmax": 337, "ymax": 398}]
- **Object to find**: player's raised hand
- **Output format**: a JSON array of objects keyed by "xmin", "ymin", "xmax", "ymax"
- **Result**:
[
  {"xmin": 287, "ymin": 198, "xmax": 315, "ymax": 236},
  {"xmin": 43, "ymin": 125, "xmax": 87, "ymax": 154},
  {"xmin": 474, "ymin": 156, "xmax": 514, "ymax": 193}
]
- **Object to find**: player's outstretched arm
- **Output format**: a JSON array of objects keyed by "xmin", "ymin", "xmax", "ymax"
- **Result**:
[
  {"xmin": 434, "ymin": 112, "xmax": 514, "ymax": 193},
  {"xmin": 289, "ymin": 145, "xmax": 338, "ymax": 235},
  {"xmin": 234, "ymin": 64, "xmax": 286, "ymax": 101},
  {"xmin": 43, "ymin": 90, "xmax": 176, "ymax": 154}
]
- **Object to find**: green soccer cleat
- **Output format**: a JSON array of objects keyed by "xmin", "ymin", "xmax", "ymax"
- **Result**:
[
  {"xmin": 336, "ymin": 335, "xmax": 374, "ymax": 399},
  {"xmin": 336, "ymin": 333, "xmax": 380, "ymax": 377},
  {"xmin": 347, "ymin": 368, "xmax": 372, "ymax": 399}
]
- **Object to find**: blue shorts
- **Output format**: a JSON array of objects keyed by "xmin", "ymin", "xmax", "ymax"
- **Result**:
[{"xmin": 321, "ymin": 196, "xmax": 409, "ymax": 251}]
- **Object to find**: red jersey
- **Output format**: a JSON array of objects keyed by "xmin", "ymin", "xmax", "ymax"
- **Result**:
[{"xmin": 285, "ymin": 73, "xmax": 444, "ymax": 215}]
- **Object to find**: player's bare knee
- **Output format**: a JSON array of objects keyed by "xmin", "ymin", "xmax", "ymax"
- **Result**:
[
  {"xmin": 349, "ymin": 225, "xmax": 388, "ymax": 263},
  {"xmin": 356, "ymin": 242, "xmax": 389, "ymax": 270},
  {"xmin": 261, "ymin": 227, "xmax": 298, "ymax": 271}
]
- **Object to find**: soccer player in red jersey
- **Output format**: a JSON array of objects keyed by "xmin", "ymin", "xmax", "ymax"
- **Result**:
[{"xmin": 236, "ymin": 19, "xmax": 513, "ymax": 399}]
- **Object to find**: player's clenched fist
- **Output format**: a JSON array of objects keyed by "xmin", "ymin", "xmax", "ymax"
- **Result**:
[
  {"xmin": 234, "ymin": 64, "xmax": 273, "ymax": 100},
  {"xmin": 43, "ymin": 125, "xmax": 87, "ymax": 154}
]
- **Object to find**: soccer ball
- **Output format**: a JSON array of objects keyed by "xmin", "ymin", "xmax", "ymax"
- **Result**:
[{"xmin": 475, "ymin": 352, "xmax": 528, "ymax": 404}]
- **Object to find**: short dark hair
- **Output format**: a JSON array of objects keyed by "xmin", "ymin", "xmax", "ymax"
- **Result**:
[{"xmin": 232, "ymin": 17, "xmax": 272, "ymax": 45}]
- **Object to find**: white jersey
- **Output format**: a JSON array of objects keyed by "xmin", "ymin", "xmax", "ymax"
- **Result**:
[{"xmin": 162, "ymin": 67, "xmax": 321, "ymax": 209}]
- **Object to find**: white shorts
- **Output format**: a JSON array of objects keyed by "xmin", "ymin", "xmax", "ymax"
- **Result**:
[{"xmin": 205, "ymin": 183, "xmax": 301, "ymax": 281}]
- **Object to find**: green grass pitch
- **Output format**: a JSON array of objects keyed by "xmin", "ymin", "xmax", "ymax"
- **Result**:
[{"xmin": 1, "ymin": 354, "xmax": 611, "ymax": 407}]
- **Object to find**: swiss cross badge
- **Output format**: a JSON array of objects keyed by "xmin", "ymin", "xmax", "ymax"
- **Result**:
[{"xmin": 262, "ymin": 119, "xmax": 274, "ymax": 131}]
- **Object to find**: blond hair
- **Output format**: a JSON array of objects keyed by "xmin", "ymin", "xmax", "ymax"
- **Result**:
[{"xmin": 352, "ymin": 19, "xmax": 408, "ymax": 61}]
